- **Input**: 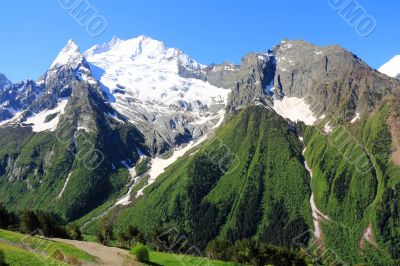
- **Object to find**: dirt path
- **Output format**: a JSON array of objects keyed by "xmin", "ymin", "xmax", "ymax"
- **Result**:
[{"xmin": 52, "ymin": 238, "xmax": 140, "ymax": 266}]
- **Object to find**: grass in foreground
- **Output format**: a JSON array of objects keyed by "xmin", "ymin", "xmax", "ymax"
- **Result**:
[
  {"xmin": 148, "ymin": 251, "xmax": 241, "ymax": 266},
  {"xmin": 0, "ymin": 242, "xmax": 64, "ymax": 266},
  {"xmin": 0, "ymin": 229, "xmax": 95, "ymax": 263}
]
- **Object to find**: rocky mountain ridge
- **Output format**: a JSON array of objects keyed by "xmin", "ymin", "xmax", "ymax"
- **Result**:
[
  {"xmin": 1, "ymin": 36, "xmax": 400, "ymax": 264},
  {"xmin": 0, "ymin": 36, "xmax": 399, "ymax": 233}
]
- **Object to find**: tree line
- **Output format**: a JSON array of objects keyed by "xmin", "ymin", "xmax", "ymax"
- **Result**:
[
  {"xmin": 205, "ymin": 239, "xmax": 311, "ymax": 265},
  {"xmin": 0, "ymin": 202, "xmax": 81, "ymax": 240},
  {"xmin": 95, "ymin": 217, "xmax": 311, "ymax": 266}
]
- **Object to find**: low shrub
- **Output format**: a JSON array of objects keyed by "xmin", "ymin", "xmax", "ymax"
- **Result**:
[{"xmin": 130, "ymin": 243, "xmax": 149, "ymax": 263}]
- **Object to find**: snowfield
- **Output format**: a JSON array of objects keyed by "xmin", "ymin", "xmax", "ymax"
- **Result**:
[
  {"xmin": 115, "ymin": 149, "xmax": 147, "ymax": 206},
  {"xmin": 57, "ymin": 172, "xmax": 72, "ymax": 198},
  {"xmin": 136, "ymin": 133, "xmax": 210, "ymax": 198},
  {"xmin": 84, "ymin": 35, "xmax": 229, "ymax": 128},
  {"xmin": 273, "ymin": 96, "xmax": 318, "ymax": 125},
  {"xmin": 379, "ymin": 55, "xmax": 400, "ymax": 78},
  {"xmin": 25, "ymin": 99, "xmax": 68, "ymax": 132}
]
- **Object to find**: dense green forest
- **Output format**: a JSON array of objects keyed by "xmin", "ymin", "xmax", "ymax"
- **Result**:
[
  {"xmin": 0, "ymin": 120, "xmax": 146, "ymax": 220},
  {"xmin": 1, "ymin": 100, "xmax": 399, "ymax": 265},
  {"xmin": 98, "ymin": 106, "xmax": 312, "ymax": 252},
  {"xmin": 304, "ymin": 98, "xmax": 400, "ymax": 265},
  {"xmin": 82, "ymin": 102, "xmax": 400, "ymax": 265}
]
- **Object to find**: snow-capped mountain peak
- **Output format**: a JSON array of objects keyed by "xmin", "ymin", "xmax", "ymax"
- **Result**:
[
  {"xmin": 1, "ymin": 36, "xmax": 228, "ymax": 154},
  {"xmin": 84, "ymin": 35, "xmax": 229, "ymax": 153},
  {"xmin": 83, "ymin": 36, "xmax": 122, "ymax": 57},
  {"xmin": 50, "ymin": 40, "xmax": 84, "ymax": 69},
  {"xmin": 84, "ymin": 35, "xmax": 203, "ymax": 72},
  {"xmin": 84, "ymin": 35, "xmax": 218, "ymax": 106},
  {"xmin": 379, "ymin": 55, "xmax": 400, "ymax": 79}
]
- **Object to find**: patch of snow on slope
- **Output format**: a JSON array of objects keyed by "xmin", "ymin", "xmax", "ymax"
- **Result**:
[
  {"xmin": 379, "ymin": 55, "xmax": 400, "ymax": 78},
  {"xmin": 324, "ymin": 122, "xmax": 332, "ymax": 133},
  {"xmin": 57, "ymin": 172, "xmax": 72, "ymax": 198},
  {"xmin": 212, "ymin": 110, "xmax": 226, "ymax": 129},
  {"xmin": 25, "ymin": 99, "xmax": 68, "ymax": 132},
  {"xmin": 273, "ymin": 97, "xmax": 317, "ymax": 125},
  {"xmin": 300, "ymin": 136, "xmax": 330, "ymax": 243},
  {"xmin": 116, "ymin": 150, "xmax": 148, "ymax": 205},
  {"xmin": 135, "ymin": 109, "xmax": 225, "ymax": 198},
  {"xmin": 106, "ymin": 112, "xmax": 125, "ymax": 124},
  {"xmin": 77, "ymin": 126, "xmax": 90, "ymax": 133},
  {"xmin": 121, "ymin": 160, "xmax": 137, "ymax": 179},
  {"xmin": 115, "ymin": 166, "xmax": 141, "ymax": 206},
  {"xmin": 0, "ymin": 111, "xmax": 23, "ymax": 127},
  {"xmin": 136, "ymin": 134, "xmax": 209, "ymax": 197},
  {"xmin": 115, "ymin": 186, "xmax": 135, "ymax": 206},
  {"xmin": 351, "ymin": 113, "xmax": 360, "ymax": 123}
]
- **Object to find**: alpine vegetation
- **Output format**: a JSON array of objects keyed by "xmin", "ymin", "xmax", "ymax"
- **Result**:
[{"xmin": 0, "ymin": 36, "xmax": 399, "ymax": 266}]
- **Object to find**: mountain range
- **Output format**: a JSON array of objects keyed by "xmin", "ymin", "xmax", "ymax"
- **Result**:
[{"xmin": 0, "ymin": 36, "xmax": 399, "ymax": 265}]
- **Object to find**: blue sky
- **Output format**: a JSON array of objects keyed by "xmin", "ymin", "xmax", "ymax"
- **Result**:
[{"xmin": 1, "ymin": 0, "xmax": 399, "ymax": 82}]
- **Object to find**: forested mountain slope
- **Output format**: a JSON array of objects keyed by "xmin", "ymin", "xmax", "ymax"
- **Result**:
[
  {"xmin": 113, "ymin": 106, "xmax": 312, "ymax": 250},
  {"xmin": 0, "ymin": 37, "xmax": 399, "ymax": 265}
]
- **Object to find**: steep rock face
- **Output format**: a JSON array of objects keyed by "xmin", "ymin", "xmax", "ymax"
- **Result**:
[
  {"xmin": 206, "ymin": 40, "xmax": 400, "ymax": 126},
  {"xmin": 29, "ymin": 41, "xmax": 99, "ymax": 113},
  {"xmin": 206, "ymin": 53, "xmax": 275, "ymax": 114},
  {"xmin": 273, "ymin": 40, "xmax": 400, "ymax": 118},
  {"xmin": 0, "ymin": 41, "xmax": 100, "ymax": 124},
  {"xmin": 0, "ymin": 79, "xmax": 44, "ymax": 121},
  {"xmin": 0, "ymin": 41, "xmax": 96, "ymax": 124},
  {"xmin": 205, "ymin": 62, "xmax": 241, "ymax": 89}
]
